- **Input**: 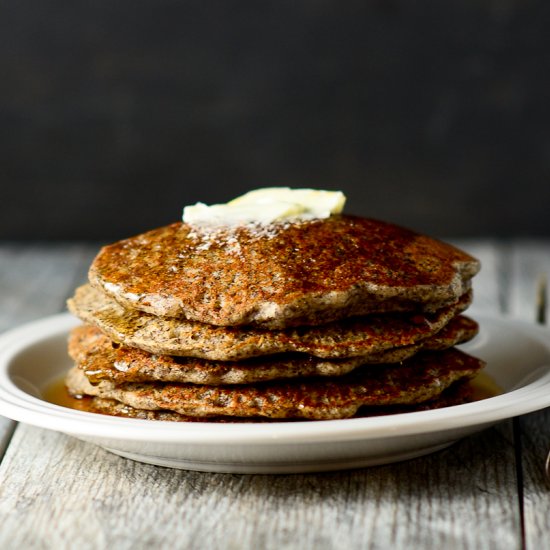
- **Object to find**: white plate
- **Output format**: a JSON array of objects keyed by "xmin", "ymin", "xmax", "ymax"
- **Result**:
[{"xmin": 0, "ymin": 313, "xmax": 549, "ymax": 474}]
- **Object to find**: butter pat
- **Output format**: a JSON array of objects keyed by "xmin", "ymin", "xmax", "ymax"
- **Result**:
[{"xmin": 183, "ymin": 187, "xmax": 346, "ymax": 226}]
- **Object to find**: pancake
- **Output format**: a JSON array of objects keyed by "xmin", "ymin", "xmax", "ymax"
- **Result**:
[
  {"xmin": 65, "ymin": 348, "xmax": 484, "ymax": 420},
  {"xmin": 88, "ymin": 216, "xmax": 480, "ymax": 328},
  {"xmin": 68, "ymin": 316, "xmax": 478, "ymax": 385},
  {"xmin": 67, "ymin": 284, "xmax": 472, "ymax": 361},
  {"xmin": 71, "ymin": 380, "xmax": 474, "ymax": 422}
]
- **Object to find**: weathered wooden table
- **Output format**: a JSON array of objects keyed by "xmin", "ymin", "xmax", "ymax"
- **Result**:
[{"xmin": 0, "ymin": 241, "xmax": 549, "ymax": 550}]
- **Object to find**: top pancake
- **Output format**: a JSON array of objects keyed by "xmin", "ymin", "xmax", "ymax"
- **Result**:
[{"xmin": 89, "ymin": 215, "xmax": 480, "ymax": 328}]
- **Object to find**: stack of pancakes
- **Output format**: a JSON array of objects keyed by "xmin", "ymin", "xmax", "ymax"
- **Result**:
[{"xmin": 66, "ymin": 215, "xmax": 484, "ymax": 422}]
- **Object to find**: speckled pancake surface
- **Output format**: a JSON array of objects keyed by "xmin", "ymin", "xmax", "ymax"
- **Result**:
[
  {"xmin": 68, "ymin": 316, "xmax": 478, "ymax": 385},
  {"xmin": 67, "ymin": 284, "xmax": 472, "ymax": 361},
  {"xmin": 71, "ymin": 380, "xmax": 475, "ymax": 422},
  {"xmin": 88, "ymin": 216, "xmax": 480, "ymax": 328},
  {"xmin": 65, "ymin": 348, "xmax": 484, "ymax": 420}
]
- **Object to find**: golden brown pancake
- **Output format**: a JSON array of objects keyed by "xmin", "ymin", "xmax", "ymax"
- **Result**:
[
  {"xmin": 68, "ymin": 316, "xmax": 478, "ymax": 385},
  {"xmin": 67, "ymin": 284, "xmax": 472, "ymax": 361},
  {"xmin": 88, "ymin": 216, "xmax": 480, "ymax": 328},
  {"xmin": 70, "ymin": 380, "xmax": 474, "ymax": 422},
  {"xmin": 65, "ymin": 348, "xmax": 484, "ymax": 420}
]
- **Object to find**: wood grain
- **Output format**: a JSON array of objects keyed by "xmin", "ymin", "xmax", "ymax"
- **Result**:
[
  {"xmin": 0, "ymin": 244, "xmax": 96, "ymax": 331},
  {"xmin": 0, "ymin": 422, "xmax": 15, "ymax": 463},
  {"xmin": 0, "ymin": 245, "xmax": 96, "ymax": 457},
  {"xmin": 2, "ymin": 241, "xmax": 549, "ymax": 549},
  {"xmin": 451, "ymin": 239, "xmax": 504, "ymax": 317},
  {"xmin": 0, "ymin": 424, "xmax": 521, "ymax": 550},
  {"xmin": 506, "ymin": 241, "xmax": 550, "ymax": 550}
]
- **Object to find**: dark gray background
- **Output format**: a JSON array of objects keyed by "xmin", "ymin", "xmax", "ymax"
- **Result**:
[{"xmin": 1, "ymin": 0, "xmax": 549, "ymax": 241}]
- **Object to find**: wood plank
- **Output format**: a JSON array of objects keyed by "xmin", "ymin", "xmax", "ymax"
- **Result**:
[
  {"xmin": 0, "ymin": 423, "xmax": 15, "ymax": 462},
  {"xmin": 506, "ymin": 241, "xmax": 550, "ymax": 550},
  {"xmin": 520, "ymin": 407, "xmax": 550, "ymax": 549},
  {"xmin": 0, "ymin": 244, "xmax": 97, "ymax": 457},
  {"xmin": 451, "ymin": 239, "xmax": 504, "ymax": 317},
  {"xmin": 507, "ymin": 240, "xmax": 550, "ymax": 323},
  {"xmin": 0, "ymin": 424, "xmax": 522, "ymax": 550},
  {"xmin": 0, "ymin": 241, "xmax": 525, "ymax": 549},
  {"xmin": 0, "ymin": 243, "xmax": 97, "ymax": 331}
]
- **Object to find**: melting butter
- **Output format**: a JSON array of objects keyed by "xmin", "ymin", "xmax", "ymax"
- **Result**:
[{"xmin": 183, "ymin": 187, "xmax": 346, "ymax": 226}]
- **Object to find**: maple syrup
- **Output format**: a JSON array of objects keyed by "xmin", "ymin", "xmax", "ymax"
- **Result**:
[
  {"xmin": 43, "ymin": 370, "xmax": 503, "ymax": 420},
  {"xmin": 43, "ymin": 377, "xmax": 95, "ymax": 413},
  {"xmin": 468, "ymin": 371, "xmax": 503, "ymax": 401}
]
